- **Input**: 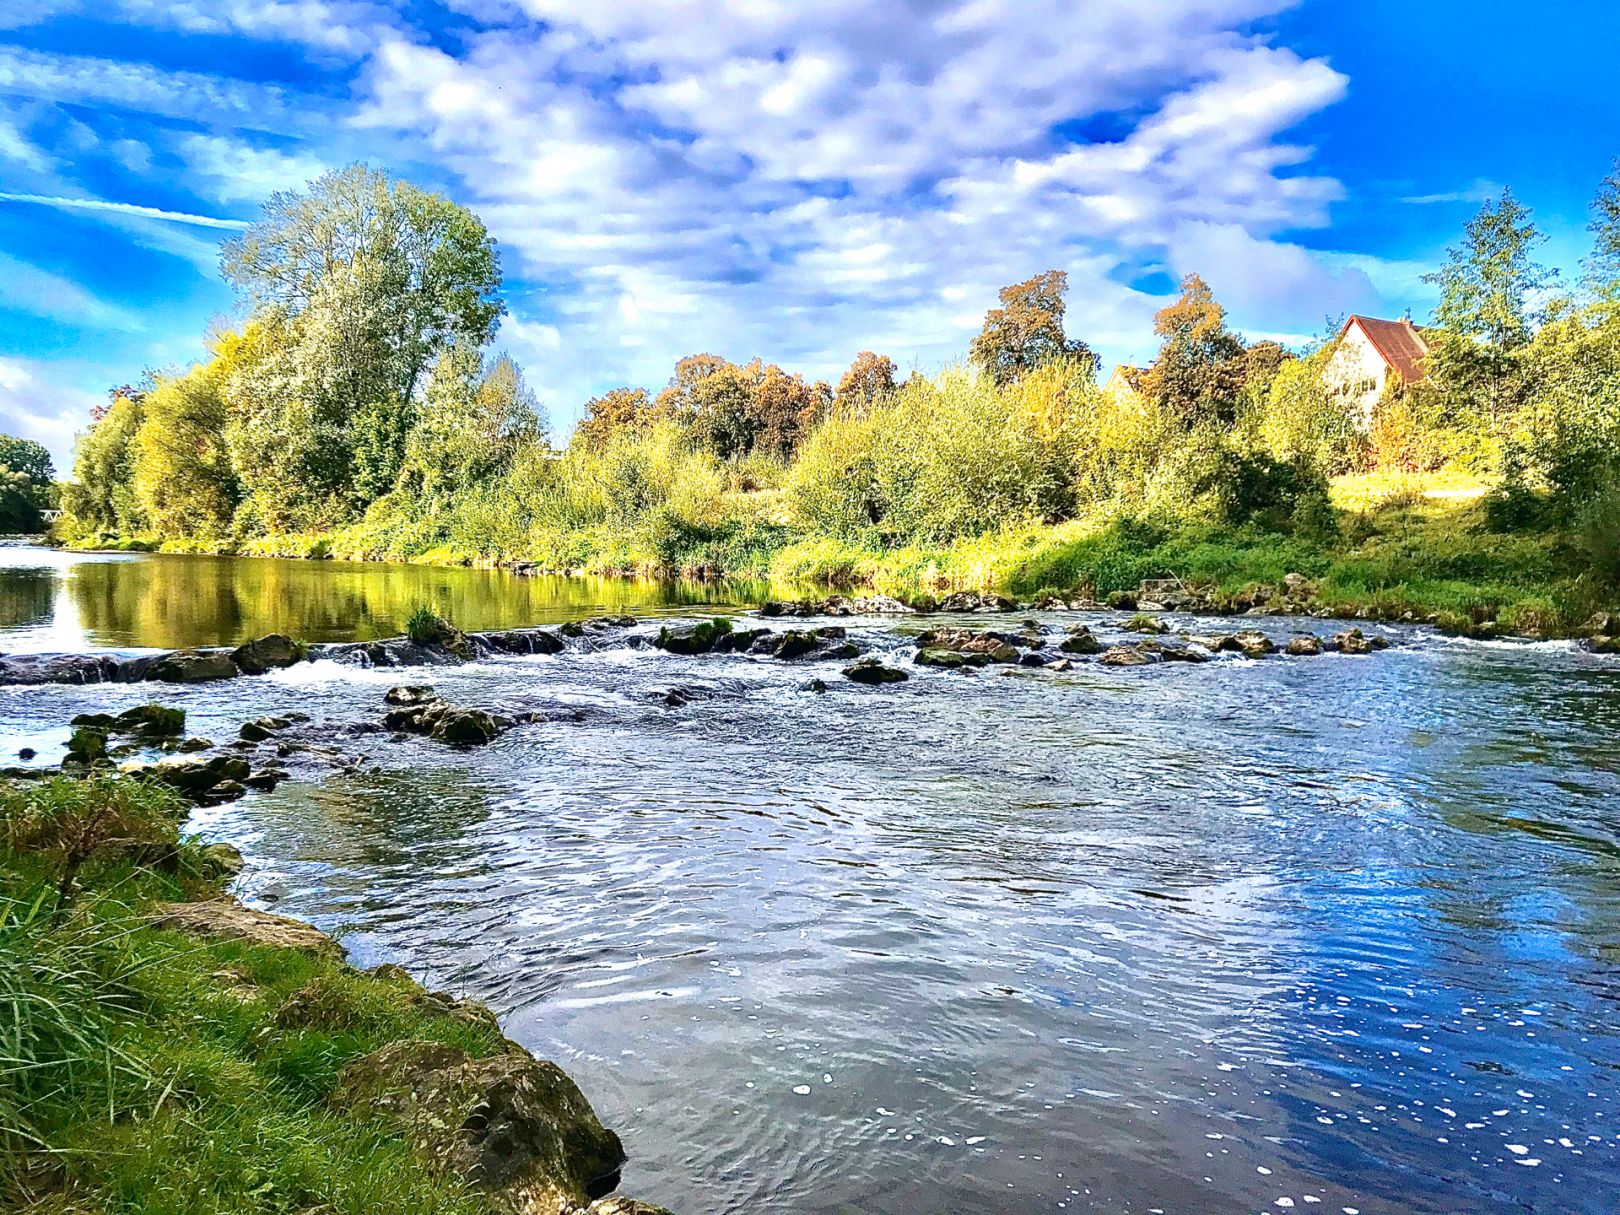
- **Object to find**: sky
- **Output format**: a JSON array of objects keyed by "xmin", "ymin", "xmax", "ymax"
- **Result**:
[{"xmin": 1, "ymin": 0, "xmax": 1617, "ymax": 476}]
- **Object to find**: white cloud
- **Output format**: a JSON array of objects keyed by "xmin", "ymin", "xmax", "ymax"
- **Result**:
[
  {"xmin": 0, "ymin": 192, "xmax": 248, "ymax": 229},
  {"xmin": 0, "ymin": 357, "xmax": 103, "ymax": 474},
  {"xmin": 0, "ymin": 252, "xmax": 142, "ymax": 331},
  {"xmin": 3, "ymin": 0, "xmax": 1422, "ymax": 437}
]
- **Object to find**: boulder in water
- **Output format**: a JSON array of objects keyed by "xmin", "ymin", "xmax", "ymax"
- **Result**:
[
  {"xmin": 148, "ymin": 649, "xmax": 240, "ymax": 683},
  {"xmin": 230, "ymin": 634, "xmax": 305, "ymax": 675},
  {"xmin": 385, "ymin": 685, "xmax": 441, "ymax": 707},
  {"xmin": 330, "ymin": 1040, "xmax": 626, "ymax": 1211},
  {"xmin": 655, "ymin": 618, "xmax": 732, "ymax": 655},
  {"xmin": 937, "ymin": 590, "xmax": 1017, "ymax": 613},
  {"xmin": 1122, "ymin": 613, "xmax": 1169, "ymax": 635},
  {"xmin": 1099, "ymin": 645, "xmax": 1155, "ymax": 667},
  {"xmin": 843, "ymin": 658, "xmax": 909, "ymax": 685},
  {"xmin": 1286, "ymin": 635, "xmax": 1323, "ymax": 656},
  {"xmin": 1058, "ymin": 627, "xmax": 1104, "ymax": 655}
]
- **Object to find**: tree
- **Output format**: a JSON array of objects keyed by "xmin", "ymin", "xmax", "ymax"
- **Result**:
[
  {"xmin": 131, "ymin": 339, "xmax": 240, "ymax": 537},
  {"xmin": 835, "ymin": 351, "xmax": 897, "ymax": 410},
  {"xmin": 970, "ymin": 270, "xmax": 1094, "ymax": 385},
  {"xmin": 576, "ymin": 387, "xmax": 652, "ymax": 449},
  {"xmin": 1585, "ymin": 160, "xmax": 1620, "ymax": 301},
  {"xmin": 221, "ymin": 164, "xmax": 505, "ymax": 507},
  {"xmin": 1424, "ymin": 189, "xmax": 1557, "ymax": 351},
  {"xmin": 1422, "ymin": 190, "xmax": 1558, "ymax": 424},
  {"xmin": 1141, "ymin": 273, "xmax": 1247, "ymax": 425},
  {"xmin": 402, "ymin": 347, "xmax": 544, "ymax": 497},
  {"xmin": 751, "ymin": 363, "xmax": 822, "ymax": 458},
  {"xmin": 0, "ymin": 436, "xmax": 53, "ymax": 485},
  {"xmin": 59, "ymin": 389, "xmax": 145, "ymax": 537}
]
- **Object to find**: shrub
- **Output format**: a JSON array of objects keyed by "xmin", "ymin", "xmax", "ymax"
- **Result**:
[{"xmin": 1575, "ymin": 482, "xmax": 1620, "ymax": 585}]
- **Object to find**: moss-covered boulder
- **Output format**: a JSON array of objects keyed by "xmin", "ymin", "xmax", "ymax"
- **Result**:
[
  {"xmin": 655, "ymin": 618, "xmax": 732, "ymax": 655},
  {"xmin": 330, "ymin": 1040, "xmax": 626, "ymax": 1212}
]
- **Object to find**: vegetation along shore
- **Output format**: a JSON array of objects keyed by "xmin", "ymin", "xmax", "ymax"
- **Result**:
[{"xmin": 23, "ymin": 162, "xmax": 1620, "ymax": 640}]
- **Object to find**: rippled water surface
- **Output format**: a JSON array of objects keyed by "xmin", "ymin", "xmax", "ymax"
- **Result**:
[{"xmin": 2, "ymin": 546, "xmax": 1619, "ymax": 1213}]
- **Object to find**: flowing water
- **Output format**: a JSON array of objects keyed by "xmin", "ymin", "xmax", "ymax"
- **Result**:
[{"xmin": 2, "ymin": 544, "xmax": 1618, "ymax": 1214}]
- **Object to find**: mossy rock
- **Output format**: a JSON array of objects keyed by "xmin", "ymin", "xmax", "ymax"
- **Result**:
[{"xmin": 654, "ymin": 617, "xmax": 733, "ymax": 655}]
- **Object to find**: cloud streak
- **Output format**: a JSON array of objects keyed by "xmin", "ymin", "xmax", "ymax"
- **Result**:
[{"xmin": 0, "ymin": 192, "xmax": 249, "ymax": 229}]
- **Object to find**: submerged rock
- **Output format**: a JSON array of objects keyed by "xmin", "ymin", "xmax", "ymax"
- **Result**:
[
  {"xmin": 330, "ymin": 1040, "xmax": 627, "ymax": 1212},
  {"xmin": 148, "ymin": 649, "xmax": 241, "ymax": 683},
  {"xmin": 230, "ymin": 633, "xmax": 305, "ymax": 675}
]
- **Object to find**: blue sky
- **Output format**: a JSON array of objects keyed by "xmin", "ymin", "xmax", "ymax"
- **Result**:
[{"xmin": 1, "ymin": 0, "xmax": 1617, "ymax": 475}]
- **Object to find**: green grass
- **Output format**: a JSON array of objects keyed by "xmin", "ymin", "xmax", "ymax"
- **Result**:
[{"xmin": 0, "ymin": 777, "xmax": 509, "ymax": 1214}]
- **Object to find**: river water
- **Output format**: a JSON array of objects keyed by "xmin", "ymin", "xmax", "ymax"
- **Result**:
[{"xmin": 2, "ymin": 545, "xmax": 1618, "ymax": 1214}]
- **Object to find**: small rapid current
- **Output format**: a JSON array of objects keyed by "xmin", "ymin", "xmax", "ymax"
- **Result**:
[{"xmin": 1, "ymin": 548, "xmax": 1617, "ymax": 1213}]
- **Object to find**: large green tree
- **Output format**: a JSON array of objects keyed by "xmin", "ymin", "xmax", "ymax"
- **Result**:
[
  {"xmin": 1586, "ymin": 160, "xmax": 1620, "ymax": 301},
  {"xmin": 1142, "ymin": 273, "xmax": 1247, "ymax": 425},
  {"xmin": 970, "ymin": 271, "xmax": 1094, "ymax": 386},
  {"xmin": 1422, "ymin": 189, "xmax": 1557, "ymax": 422},
  {"xmin": 221, "ymin": 165, "xmax": 505, "ymax": 511},
  {"xmin": 0, "ymin": 435, "xmax": 54, "ymax": 532}
]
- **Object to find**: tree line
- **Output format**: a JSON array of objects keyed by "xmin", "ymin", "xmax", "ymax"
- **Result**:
[{"xmin": 45, "ymin": 159, "xmax": 1620, "ymax": 589}]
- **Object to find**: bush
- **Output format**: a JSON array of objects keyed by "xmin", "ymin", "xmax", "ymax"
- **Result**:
[{"xmin": 1575, "ymin": 482, "xmax": 1620, "ymax": 585}]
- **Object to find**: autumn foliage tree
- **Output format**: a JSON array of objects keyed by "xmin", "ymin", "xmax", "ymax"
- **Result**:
[
  {"xmin": 835, "ymin": 351, "xmax": 897, "ymax": 411},
  {"xmin": 1141, "ymin": 273, "xmax": 1248, "ymax": 425},
  {"xmin": 971, "ymin": 270, "xmax": 1094, "ymax": 385}
]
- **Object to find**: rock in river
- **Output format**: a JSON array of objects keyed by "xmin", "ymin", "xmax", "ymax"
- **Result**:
[
  {"xmin": 843, "ymin": 658, "xmax": 909, "ymax": 685},
  {"xmin": 655, "ymin": 618, "xmax": 732, "ymax": 655},
  {"xmin": 230, "ymin": 633, "xmax": 305, "ymax": 675},
  {"xmin": 1099, "ymin": 645, "xmax": 1155, "ymax": 667},
  {"xmin": 148, "ymin": 648, "xmax": 241, "ymax": 683},
  {"xmin": 330, "ymin": 1040, "xmax": 627, "ymax": 1212}
]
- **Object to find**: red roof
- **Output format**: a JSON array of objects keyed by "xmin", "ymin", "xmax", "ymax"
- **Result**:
[{"xmin": 1343, "ymin": 315, "xmax": 1429, "ymax": 383}]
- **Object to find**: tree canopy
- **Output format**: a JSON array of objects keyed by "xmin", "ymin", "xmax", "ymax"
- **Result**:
[{"xmin": 971, "ymin": 271, "xmax": 1094, "ymax": 386}]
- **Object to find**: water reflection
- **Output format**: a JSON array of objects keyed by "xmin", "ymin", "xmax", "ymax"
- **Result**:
[{"xmin": 0, "ymin": 544, "xmax": 788, "ymax": 650}]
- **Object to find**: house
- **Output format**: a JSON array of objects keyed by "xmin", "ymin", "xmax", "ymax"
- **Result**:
[
  {"xmin": 1102, "ymin": 364, "xmax": 1146, "ymax": 409},
  {"xmin": 1325, "ymin": 314, "xmax": 1430, "ymax": 428}
]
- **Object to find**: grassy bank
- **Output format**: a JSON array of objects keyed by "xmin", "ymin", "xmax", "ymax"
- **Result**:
[
  {"xmin": 0, "ymin": 776, "xmax": 520, "ymax": 1215},
  {"xmin": 60, "ymin": 472, "xmax": 1613, "ymax": 639}
]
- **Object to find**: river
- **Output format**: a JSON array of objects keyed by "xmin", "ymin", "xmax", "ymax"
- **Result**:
[{"xmin": 2, "ymin": 544, "xmax": 1617, "ymax": 1213}]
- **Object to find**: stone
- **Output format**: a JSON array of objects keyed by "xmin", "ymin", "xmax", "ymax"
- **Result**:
[
  {"xmin": 800, "ymin": 678, "xmax": 828, "ymax": 693},
  {"xmin": 713, "ymin": 627, "xmax": 771, "ymax": 653},
  {"xmin": 243, "ymin": 771, "xmax": 281, "ymax": 791},
  {"xmin": 751, "ymin": 630, "xmax": 821, "ymax": 659},
  {"xmin": 385, "ymin": 685, "xmax": 441, "ymax": 707},
  {"xmin": 151, "ymin": 898, "xmax": 339, "ymax": 955},
  {"xmin": 846, "ymin": 595, "xmax": 913, "ymax": 614},
  {"xmin": 429, "ymin": 709, "xmax": 501, "ymax": 746},
  {"xmin": 914, "ymin": 628, "xmax": 1020, "ymax": 662},
  {"xmin": 65, "ymin": 726, "xmax": 108, "ymax": 762},
  {"xmin": 148, "ymin": 649, "xmax": 241, "ymax": 683},
  {"xmin": 1232, "ymin": 630, "xmax": 1276, "ymax": 657},
  {"xmin": 915, "ymin": 648, "xmax": 971, "ymax": 669},
  {"xmin": 230, "ymin": 634, "xmax": 305, "ymax": 675},
  {"xmin": 203, "ymin": 780, "xmax": 248, "ymax": 803},
  {"xmin": 1122, "ymin": 613, "xmax": 1169, "ymax": 635},
  {"xmin": 843, "ymin": 659, "xmax": 909, "ymax": 685},
  {"xmin": 937, "ymin": 590, "xmax": 1017, "ymax": 613},
  {"xmin": 114, "ymin": 703, "xmax": 187, "ymax": 736},
  {"xmin": 1141, "ymin": 640, "xmax": 1209, "ymax": 663},
  {"xmin": 758, "ymin": 600, "xmax": 816, "ymax": 618},
  {"xmin": 654, "ymin": 618, "xmax": 732, "ymax": 655},
  {"xmin": 197, "ymin": 841, "xmax": 245, "ymax": 879},
  {"xmin": 0, "ymin": 653, "xmax": 123, "ymax": 686},
  {"xmin": 588, "ymin": 1201, "xmax": 677, "ymax": 1215},
  {"xmin": 1330, "ymin": 627, "xmax": 1374, "ymax": 656},
  {"xmin": 330, "ymin": 1040, "xmax": 626, "ymax": 1211},
  {"xmin": 1099, "ymin": 645, "xmax": 1154, "ymax": 667},
  {"xmin": 1059, "ymin": 627, "xmax": 1104, "ymax": 655},
  {"xmin": 1286, "ymin": 636, "xmax": 1323, "ymax": 656}
]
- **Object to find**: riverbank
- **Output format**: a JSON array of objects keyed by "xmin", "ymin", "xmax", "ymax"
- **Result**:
[
  {"xmin": 55, "ymin": 476, "xmax": 1619, "ymax": 642},
  {"xmin": 0, "ymin": 774, "xmax": 668, "ymax": 1214}
]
